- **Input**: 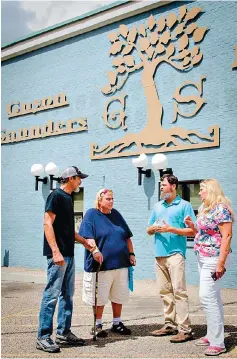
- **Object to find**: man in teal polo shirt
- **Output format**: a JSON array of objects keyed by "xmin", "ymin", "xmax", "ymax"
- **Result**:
[{"xmin": 147, "ymin": 174, "xmax": 196, "ymax": 343}]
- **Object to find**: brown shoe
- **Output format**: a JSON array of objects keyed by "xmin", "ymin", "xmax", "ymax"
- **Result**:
[
  {"xmin": 151, "ymin": 326, "xmax": 178, "ymax": 337},
  {"xmin": 170, "ymin": 331, "xmax": 194, "ymax": 343}
]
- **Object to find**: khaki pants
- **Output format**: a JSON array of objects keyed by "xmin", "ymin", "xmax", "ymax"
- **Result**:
[{"xmin": 155, "ymin": 253, "xmax": 191, "ymax": 333}]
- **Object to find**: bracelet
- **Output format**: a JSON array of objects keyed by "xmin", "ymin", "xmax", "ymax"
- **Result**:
[
  {"xmin": 92, "ymin": 247, "xmax": 100, "ymax": 255},
  {"xmin": 129, "ymin": 252, "xmax": 135, "ymax": 256}
]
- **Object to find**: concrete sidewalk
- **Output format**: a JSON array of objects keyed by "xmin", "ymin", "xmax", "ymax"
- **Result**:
[{"xmin": 1, "ymin": 266, "xmax": 237, "ymax": 358}]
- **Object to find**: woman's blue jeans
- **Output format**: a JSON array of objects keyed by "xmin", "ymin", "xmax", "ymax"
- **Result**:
[{"xmin": 37, "ymin": 256, "xmax": 75, "ymax": 339}]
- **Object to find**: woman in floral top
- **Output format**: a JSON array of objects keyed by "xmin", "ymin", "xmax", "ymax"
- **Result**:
[{"xmin": 185, "ymin": 179, "xmax": 234, "ymax": 356}]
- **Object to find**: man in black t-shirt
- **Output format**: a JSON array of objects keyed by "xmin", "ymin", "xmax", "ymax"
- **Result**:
[{"xmin": 36, "ymin": 166, "xmax": 95, "ymax": 353}]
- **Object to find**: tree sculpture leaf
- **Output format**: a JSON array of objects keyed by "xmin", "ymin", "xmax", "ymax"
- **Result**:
[
  {"xmin": 172, "ymin": 49, "xmax": 189, "ymax": 60},
  {"xmin": 146, "ymin": 46, "xmax": 154, "ymax": 59},
  {"xmin": 118, "ymin": 65, "xmax": 126, "ymax": 73},
  {"xmin": 156, "ymin": 16, "xmax": 166, "ymax": 32},
  {"xmin": 107, "ymin": 71, "xmax": 117, "ymax": 85},
  {"xmin": 150, "ymin": 32, "xmax": 159, "ymax": 45},
  {"xmin": 147, "ymin": 15, "xmax": 156, "ymax": 30},
  {"xmin": 127, "ymin": 26, "xmax": 137, "ymax": 43},
  {"xmin": 112, "ymin": 56, "xmax": 124, "ymax": 67},
  {"xmin": 173, "ymin": 23, "xmax": 184, "ymax": 38},
  {"xmin": 155, "ymin": 43, "xmax": 165, "ymax": 54},
  {"xmin": 185, "ymin": 23, "xmax": 197, "ymax": 35},
  {"xmin": 167, "ymin": 13, "xmax": 177, "ymax": 29},
  {"xmin": 179, "ymin": 5, "xmax": 187, "ymax": 22},
  {"xmin": 124, "ymin": 55, "xmax": 135, "ymax": 67},
  {"xmin": 166, "ymin": 43, "xmax": 175, "ymax": 58},
  {"xmin": 178, "ymin": 33, "xmax": 189, "ymax": 51},
  {"xmin": 192, "ymin": 52, "xmax": 203, "ymax": 65},
  {"xmin": 160, "ymin": 30, "xmax": 171, "ymax": 44},
  {"xmin": 193, "ymin": 27, "xmax": 208, "ymax": 43},
  {"xmin": 138, "ymin": 24, "xmax": 146, "ymax": 37},
  {"xmin": 184, "ymin": 7, "xmax": 202, "ymax": 22},
  {"xmin": 101, "ymin": 84, "xmax": 113, "ymax": 94},
  {"xmin": 191, "ymin": 46, "xmax": 200, "ymax": 57},
  {"xmin": 183, "ymin": 57, "xmax": 191, "ymax": 67},
  {"xmin": 139, "ymin": 37, "xmax": 150, "ymax": 51},
  {"xmin": 119, "ymin": 24, "xmax": 129, "ymax": 38},
  {"xmin": 110, "ymin": 41, "xmax": 123, "ymax": 55},
  {"xmin": 122, "ymin": 44, "xmax": 133, "ymax": 55},
  {"xmin": 108, "ymin": 32, "xmax": 119, "ymax": 43}
]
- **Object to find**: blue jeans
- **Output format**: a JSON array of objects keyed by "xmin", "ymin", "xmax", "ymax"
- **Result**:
[{"xmin": 38, "ymin": 256, "xmax": 75, "ymax": 339}]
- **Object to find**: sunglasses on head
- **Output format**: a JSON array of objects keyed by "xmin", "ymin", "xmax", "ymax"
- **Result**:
[{"xmin": 99, "ymin": 189, "xmax": 113, "ymax": 196}]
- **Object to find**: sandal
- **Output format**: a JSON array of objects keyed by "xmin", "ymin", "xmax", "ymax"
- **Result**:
[
  {"xmin": 205, "ymin": 346, "xmax": 227, "ymax": 356},
  {"xmin": 195, "ymin": 337, "xmax": 210, "ymax": 346}
]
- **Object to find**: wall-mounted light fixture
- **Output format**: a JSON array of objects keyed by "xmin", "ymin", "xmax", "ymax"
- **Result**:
[
  {"xmin": 45, "ymin": 162, "xmax": 60, "ymax": 191},
  {"xmin": 132, "ymin": 153, "xmax": 174, "ymax": 186},
  {"xmin": 31, "ymin": 162, "xmax": 61, "ymax": 191},
  {"xmin": 151, "ymin": 154, "xmax": 173, "ymax": 177},
  {"xmin": 132, "ymin": 153, "xmax": 151, "ymax": 186},
  {"xmin": 30, "ymin": 164, "xmax": 48, "ymax": 191}
]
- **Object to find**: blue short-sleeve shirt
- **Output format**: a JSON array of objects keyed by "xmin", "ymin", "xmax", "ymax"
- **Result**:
[
  {"xmin": 79, "ymin": 208, "xmax": 133, "ymax": 272},
  {"xmin": 148, "ymin": 195, "xmax": 196, "ymax": 258}
]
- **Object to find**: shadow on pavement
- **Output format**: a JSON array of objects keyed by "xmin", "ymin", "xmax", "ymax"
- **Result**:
[
  {"xmin": 82, "ymin": 324, "xmax": 237, "ymax": 351},
  {"xmin": 2, "ymin": 324, "xmax": 236, "ymax": 353}
]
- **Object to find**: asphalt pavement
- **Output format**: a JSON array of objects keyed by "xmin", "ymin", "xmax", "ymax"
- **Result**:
[{"xmin": 1, "ymin": 267, "xmax": 237, "ymax": 359}]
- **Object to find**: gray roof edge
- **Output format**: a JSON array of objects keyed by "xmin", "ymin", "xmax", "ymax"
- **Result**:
[{"xmin": 1, "ymin": 0, "xmax": 130, "ymax": 49}]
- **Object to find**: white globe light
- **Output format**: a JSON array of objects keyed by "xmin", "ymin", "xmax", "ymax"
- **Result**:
[
  {"xmin": 45, "ymin": 162, "xmax": 59, "ymax": 176},
  {"xmin": 132, "ymin": 153, "xmax": 148, "ymax": 168},
  {"xmin": 151, "ymin": 154, "xmax": 168, "ymax": 170},
  {"xmin": 31, "ymin": 164, "xmax": 44, "ymax": 177}
]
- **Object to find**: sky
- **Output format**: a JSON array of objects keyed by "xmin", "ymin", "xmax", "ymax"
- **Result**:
[{"xmin": 1, "ymin": 0, "xmax": 116, "ymax": 46}]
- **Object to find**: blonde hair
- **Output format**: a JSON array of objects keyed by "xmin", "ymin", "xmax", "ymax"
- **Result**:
[
  {"xmin": 95, "ymin": 188, "xmax": 113, "ymax": 210},
  {"xmin": 198, "ymin": 179, "xmax": 235, "ymax": 222}
]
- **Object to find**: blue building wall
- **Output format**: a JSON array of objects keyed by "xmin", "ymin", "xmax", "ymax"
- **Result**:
[{"xmin": 1, "ymin": 1, "xmax": 237, "ymax": 287}]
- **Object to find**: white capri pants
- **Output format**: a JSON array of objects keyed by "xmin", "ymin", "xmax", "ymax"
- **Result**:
[{"xmin": 82, "ymin": 268, "xmax": 129, "ymax": 306}]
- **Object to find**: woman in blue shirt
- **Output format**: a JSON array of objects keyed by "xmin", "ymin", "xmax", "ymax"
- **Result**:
[{"xmin": 79, "ymin": 189, "xmax": 136, "ymax": 338}]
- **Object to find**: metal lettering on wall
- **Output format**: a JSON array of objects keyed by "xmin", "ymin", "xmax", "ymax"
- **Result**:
[
  {"xmin": 2, "ymin": 93, "xmax": 88, "ymax": 145},
  {"xmin": 172, "ymin": 76, "xmax": 206, "ymax": 123},
  {"xmin": 7, "ymin": 93, "xmax": 68, "ymax": 118},
  {"xmin": 102, "ymin": 93, "xmax": 127, "ymax": 130},
  {"xmin": 1, "ymin": 119, "xmax": 88, "ymax": 144},
  {"xmin": 90, "ymin": 5, "xmax": 220, "ymax": 160}
]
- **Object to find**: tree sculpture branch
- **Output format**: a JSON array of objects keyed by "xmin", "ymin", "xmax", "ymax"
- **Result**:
[{"xmin": 166, "ymin": 57, "xmax": 192, "ymax": 71}]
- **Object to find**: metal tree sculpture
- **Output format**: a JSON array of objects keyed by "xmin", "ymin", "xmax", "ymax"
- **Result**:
[{"xmin": 91, "ymin": 5, "xmax": 219, "ymax": 159}]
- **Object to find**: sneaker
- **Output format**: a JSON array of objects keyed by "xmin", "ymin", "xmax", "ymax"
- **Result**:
[
  {"xmin": 204, "ymin": 346, "xmax": 226, "ymax": 356},
  {"xmin": 151, "ymin": 325, "xmax": 178, "ymax": 337},
  {"xmin": 36, "ymin": 337, "xmax": 60, "ymax": 353},
  {"xmin": 170, "ymin": 331, "xmax": 194, "ymax": 343},
  {"xmin": 90, "ymin": 324, "xmax": 108, "ymax": 338},
  {"xmin": 55, "ymin": 331, "xmax": 86, "ymax": 346},
  {"xmin": 111, "ymin": 322, "xmax": 131, "ymax": 335}
]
